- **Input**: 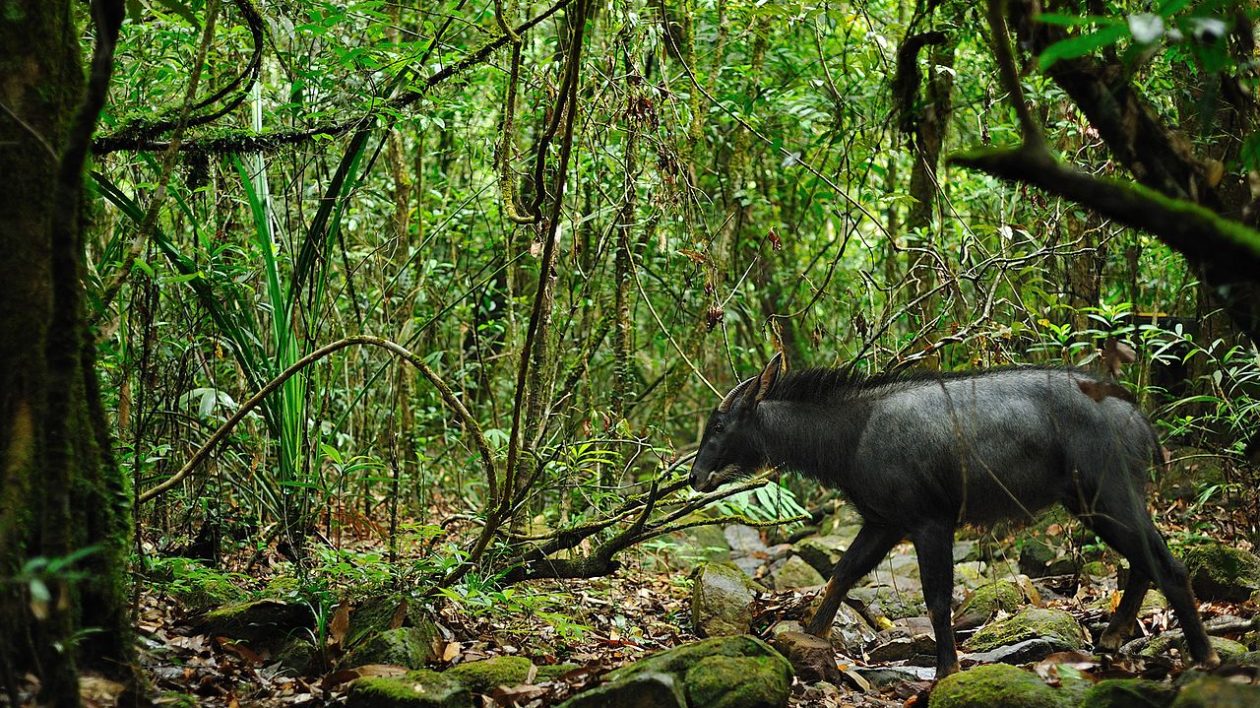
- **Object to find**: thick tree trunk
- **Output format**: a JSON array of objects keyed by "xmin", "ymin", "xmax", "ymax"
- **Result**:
[{"xmin": 0, "ymin": 1, "xmax": 133, "ymax": 704}]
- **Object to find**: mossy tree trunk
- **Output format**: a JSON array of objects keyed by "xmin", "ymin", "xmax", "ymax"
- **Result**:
[{"xmin": 0, "ymin": 1, "xmax": 134, "ymax": 704}]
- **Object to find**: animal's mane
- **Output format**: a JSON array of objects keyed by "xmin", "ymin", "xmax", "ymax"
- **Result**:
[{"xmin": 763, "ymin": 364, "xmax": 1084, "ymax": 404}]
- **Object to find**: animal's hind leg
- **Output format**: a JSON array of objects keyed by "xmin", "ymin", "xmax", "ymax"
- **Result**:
[
  {"xmin": 805, "ymin": 524, "xmax": 903, "ymax": 638},
  {"xmin": 1097, "ymin": 569, "xmax": 1150, "ymax": 652},
  {"xmin": 1078, "ymin": 500, "xmax": 1219, "ymax": 667}
]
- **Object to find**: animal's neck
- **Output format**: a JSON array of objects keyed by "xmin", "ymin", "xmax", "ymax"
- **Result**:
[{"xmin": 754, "ymin": 398, "xmax": 869, "ymax": 486}]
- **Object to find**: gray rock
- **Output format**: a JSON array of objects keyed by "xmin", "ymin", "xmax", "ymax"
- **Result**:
[
  {"xmin": 868, "ymin": 628, "xmax": 936, "ymax": 663},
  {"xmin": 962, "ymin": 637, "xmax": 1076, "ymax": 665},
  {"xmin": 794, "ymin": 536, "xmax": 847, "ymax": 576},
  {"xmin": 724, "ymin": 525, "xmax": 767, "ymax": 555},
  {"xmin": 691, "ymin": 563, "xmax": 757, "ymax": 637},
  {"xmin": 854, "ymin": 665, "xmax": 935, "ymax": 687},
  {"xmin": 773, "ymin": 556, "xmax": 825, "ymax": 590},
  {"xmin": 558, "ymin": 672, "xmax": 686, "ymax": 708},
  {"xmin": 849, "ymin": 584, "xmax": 924, "ymax": 621}
]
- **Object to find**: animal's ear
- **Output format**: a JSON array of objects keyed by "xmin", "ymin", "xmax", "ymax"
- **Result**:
[{"xmin": 754, "ymin": 352, "xmax": 787, "ymax": 403}]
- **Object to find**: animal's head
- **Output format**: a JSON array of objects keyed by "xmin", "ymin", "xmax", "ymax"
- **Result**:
[{"xmin": 690, "ymin": 353, "xmax": 787, "ymax": 492}]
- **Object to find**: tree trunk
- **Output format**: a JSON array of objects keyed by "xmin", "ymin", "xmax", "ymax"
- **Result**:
[{"xmin": 0, "ymin": 1, "xmax": 133, "ymax": 703}]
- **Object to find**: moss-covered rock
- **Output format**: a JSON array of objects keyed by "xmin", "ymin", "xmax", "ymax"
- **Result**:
[
  {"xmin": 1082, "ymin": 678, "xmax": 1177, "ymax": 708},
  {"xmin": 534, "ymin": 663, "xmax": 580, "ymax": 681},
  {"xmin": 347, "ymin": 594, "xmax": 435, "ymax": 649},
  {"xmin": 557, "ymin": 672, "xmax": 686, "ymax": 708},
  {"xmin": 1138, "ymin": 634, "xmax": 1249, "ymax": 664},
  {"xmin": 1018, "ymin": 538, "xmax": 1078, "ymax": 578},
  {"xmin": 794, "ymin": 536, "xmax": 846, "ymax": 576},
  {"xmin": 1181, "ymin": 543, "xmax": 1260, "ymax": 603},
  {"xmin": 953, "ymin": 581, "xmax": 1023, "ymax": 630},
  {"xmin": 963, "ymin": 607, "xmax": 1085, "ymax": 653},
  {"xmin": 446, "ymin": 656, "xmax": 533, "ymax": 693},
  {"xmin": 275, "ymin": 636, "xmax": 319, "ymax": 675},
  {"xmin": 340, "ymin": 627, "xmax": 439, "ymax": 670},
  {"xmin": 605, "ymin": 635, "xmax": 792, "ymax": 688},
  {"xmin": 930, "ymin": 664, "xmax": 1074, "ymax": 708},
  {"xmin": 684, "ymin": 654, "xmax": 791, "ymax": 708},
  {"xmin": 1170, "ymin": 675, "xmax": 1260, "ymax": 707},
  {"xmin": 199, "ymin": 598, "xmax": 314, "ymax": 645},
  {"xmin": 772, "ymin": 555, "xmax": 825, "ymax": 590},
  {"xmin": 152, "ymin": 558, "xmax": 247, "ymax": 612},
  {"xmin": 691, "ymin": 563, "xmax": 757, "ymax": 637},
  {"xmin": 346, "ymin": 669, "xmax": 470, "ymax": 708}
]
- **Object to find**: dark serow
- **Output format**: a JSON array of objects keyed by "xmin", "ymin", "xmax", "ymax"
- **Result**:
[{"xmin": 691, "ymin": 353, "xmax": 1220, "ymax": 679}]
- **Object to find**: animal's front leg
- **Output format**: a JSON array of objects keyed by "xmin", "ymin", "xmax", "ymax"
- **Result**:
[
  {"xmin": 912, "ymin": 522, "xmax": 960, "ymax": 678},
  {"xmin": 805, "ymin": 524, "xmax": 903, "ymax": 638}
]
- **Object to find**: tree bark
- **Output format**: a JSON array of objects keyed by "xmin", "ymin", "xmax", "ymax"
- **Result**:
[{"xmin": 0, "ymin": 1, "xmax": 133, "ymax": 703}]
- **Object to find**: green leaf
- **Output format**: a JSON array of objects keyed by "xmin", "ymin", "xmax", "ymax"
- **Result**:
[
  {"xmin": 1039, "ymin": 24, "xmax": 1130, "ymax": 70},
  {"xmin": 1037, "ymin": 13, "xmax": 1121, "ymax": 28},
  {"xmin": 150, "ymin": 0, "xmax": 200, "ymax": 27}
]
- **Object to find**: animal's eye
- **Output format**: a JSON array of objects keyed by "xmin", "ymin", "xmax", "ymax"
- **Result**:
[{"xmin": 713, "ymin": 421, "xmax": 725, "ymax": 433}]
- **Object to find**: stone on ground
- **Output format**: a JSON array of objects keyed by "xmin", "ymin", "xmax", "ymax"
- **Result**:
[
  {"xmin": 556, "ymin": 672, "xmax": 686, "ymax": 708},
  {"xmin": 1135, "ymin": 634, "xmax": 1249, "ymax": 664},
  {"xmin": 198, "ymin": 598, "xmax": 314, "ymax": 645},
  {"xmin": 953, "ymin": 580, "xmax": 1023, "ymax": 631},
  {"xmin": 445, "ymin": 656, "xmax": 534, "ymax": 693},
  {"xmin": 770, "ymin": 631, "xmax": 838, "ymax": 684},
  {"xmin": 930, "ymin": 664, "xmax": 1075, "ymax": 708},
  {"xmin": 1170, "ymin": 675, "xmax": 1260, "ymax": 707},
  {"xmin": 346, "ymin": 669, "xmax": 471, "ymax": 708},
  {"xmin": 962, "ymin": 607, "xmax": 1086, "ymax": 653},
  {"xmin": 793, "ymin": 536, "xmax": 846, "ymax": 576},
  {"xmin": 340, "ymin": 627, "xmax": 440, "ymax": 670},
  {"xmin": 692, "ymin": 563, "xmax": 757, "ymax": 637},
  {"xmin": 590, "ymin": 635, "xmax": 792, "ymax": 708},
  {"xmin": 1181, "ymin": 542, "xmax": 1260, "ymax": 603},
  {"xmin": 772, "ymin": 555, "xmax": 825, "ymax": 590},
  {"xmin": 1082, "ymin": 678, "xmax": 1177, "ymax": 708}
]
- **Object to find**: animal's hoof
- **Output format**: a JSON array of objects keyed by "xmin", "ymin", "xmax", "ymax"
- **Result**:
[
  {"xmin": 936, "ymin": 661, "xmax": 961, "ymax": 679},
  {"xmin": 1200, "ymin": 650, "xmax": 1222, "ymax": 669},
  {"xmin": 1096, "ymin": 632, "xmax": 1125, "ymax": 652}
]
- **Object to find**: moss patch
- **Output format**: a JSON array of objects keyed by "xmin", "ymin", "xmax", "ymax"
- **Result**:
[
  {"xmin": 1181, "ymin": 543, "xmax": 1260, "ymax": 602},
  {"xmin": 1170, "ymin": 676, "xmax": 1260, "ymax": 707},
  {"xmin": 340, "ymin": 627, "xmax": 439, "ymax": 670},
  {"xmin": 683, "ymin": 654, "xmax": 791, "ymax": 708},
  {"xmin": 1083, "ymin": 678, "xmax": 1176, "ymax": 708},
  {"xmin": 446, "ymin": 656, "xmax": 534, "ymax": 693},
  {"xmin": 1139, "ymin": 634, "xmax": 1249, "ymax": 664},
  {"xmin": 346, "ymin": 670, "xmax": 470, "ymax": 708},
  {"xmin": 605, "ymin": 635, "xmax": 790, "ymax": 685},
  {"xmin": 957, "ymin": 581, "xmax": 1022, "ymax": 620},
  {"xmin": 200, "ymin": 599, "xmax": 314, "ymax": 645},
  {"xmin": 963, "ymin": 607, "xmax": 1085, "ymax": 653},
  {"xmin": 930, "ymin": 664, "xmax": 1074, "ymax": 708}
]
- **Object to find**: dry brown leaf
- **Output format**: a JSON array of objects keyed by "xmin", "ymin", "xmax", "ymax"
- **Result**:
[{"xmin": 330, "ymin": 602, "xmax": 351, "ymax": 648}]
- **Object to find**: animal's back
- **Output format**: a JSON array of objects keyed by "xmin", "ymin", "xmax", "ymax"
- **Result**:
[{"xmin": 842, "ymin": 368, "xmax": 1156, "ymax": 527}]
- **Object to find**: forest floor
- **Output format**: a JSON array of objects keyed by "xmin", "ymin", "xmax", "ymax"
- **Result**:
[{"xmin": 84, "ymin": 450, "xmax": 1260, "ymax": 707}]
